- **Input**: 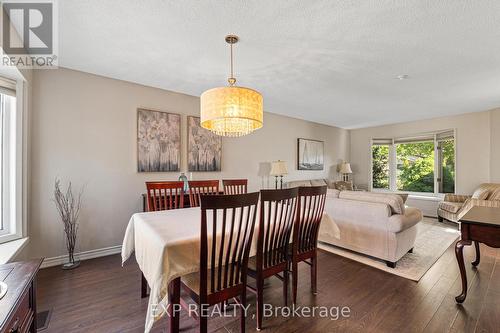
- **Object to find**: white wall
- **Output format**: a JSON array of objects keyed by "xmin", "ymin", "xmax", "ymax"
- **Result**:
[
  {"xmin": 350, "ymin": 111, "xmax": 495, "ymax": 195},
  {"xmin": 29, "ymin": 68, "xmax": 349, "ymax": 258},
  {"xmin": 490, "ymin": 108, "xmax": 500, "ymax": 182}
]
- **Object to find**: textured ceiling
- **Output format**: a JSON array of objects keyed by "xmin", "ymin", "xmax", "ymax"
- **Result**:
[{"xmin": 58, "ymin": 0, "xmax": 500, "ymax": 128}]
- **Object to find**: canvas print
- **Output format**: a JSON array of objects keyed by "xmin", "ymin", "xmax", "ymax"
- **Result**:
[
  {"xmin": 298, "ymin": 138, "xmax": 324, "ymax": 170},
  {"xmin": 188, "ymin": 116, "xmax": 222, "ymax": 171},
  {"xmin": 137, "ymin": 109, "xmax": 180, "ymax": 172}
]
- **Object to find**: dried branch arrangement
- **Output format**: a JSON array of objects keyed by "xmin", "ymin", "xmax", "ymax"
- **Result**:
[{"xmin": 54, "ymin": 178, "xmax": 83, "ymax": 269}]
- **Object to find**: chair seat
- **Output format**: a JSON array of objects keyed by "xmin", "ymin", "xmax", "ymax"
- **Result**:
[
  {"xmin": 248, "ymin": 256, "xmax": 257, "ymax": 271},
  {"xmin": 182, "ymin": 267, "xmax": 237, "ymax": 295},
  {"xmin": 247, "ymin": 249, "xmax": 290, "ymax": 272},
  {"xmin": 439, "ymin": 201, "xmax": 463, "ymax": 214}
]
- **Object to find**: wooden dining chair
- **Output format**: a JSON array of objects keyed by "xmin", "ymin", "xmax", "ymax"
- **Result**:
[
  {"xmin": 145, "ymin": 181, "xmax": 185, "ymax": 212},
  {"xmin": 290, "ymin": 185, "xmax": 327, "ymax": 304},
  {"xmin": 142, "ymin": 181, "xmax": 185, "ymax": 299},
  {"xmin": 176, "ymin": 192, "xmax": 260, "ymax": 333},
  {"xmin": 187, "ymin": 180, "xmax": 220, "ymax": 207},
  {"xmin": 247, "ymin": 188, "xmax": 298, "ymax": 330},
  {"xmin": 223, "ymin": 179, "xmax": 248, "ymax": 195}
]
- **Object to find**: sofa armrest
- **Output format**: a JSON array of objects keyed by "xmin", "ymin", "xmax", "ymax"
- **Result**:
[
  {"xmin": 387, "ymin": 207, "xmax": 422, "ymax": 233},
  {"xmin": 444, "ymin": 194, "xmax": 471, "ymax": 203},
  {"xmin": 457, "ymin": 198, "xmax": 500, "ymax": 220}
]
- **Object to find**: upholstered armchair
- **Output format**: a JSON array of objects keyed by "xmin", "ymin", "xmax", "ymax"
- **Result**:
[{"xmin": 437, "ymin": 183, "xmax": 500, "ymax": 222}]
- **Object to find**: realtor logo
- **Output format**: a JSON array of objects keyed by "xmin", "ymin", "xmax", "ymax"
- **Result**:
[{"xmin": 1, "ymin": 0, "xmax": 58, "ymax": 68}]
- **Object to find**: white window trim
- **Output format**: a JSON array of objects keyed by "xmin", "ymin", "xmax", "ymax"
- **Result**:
[
  {"xmin": 369, "ymin": 129, "xmax": 457, "ymax": 198},
  {"xmin": 0, "ymin": 74, "xmax": 26, "ymax": 245}
]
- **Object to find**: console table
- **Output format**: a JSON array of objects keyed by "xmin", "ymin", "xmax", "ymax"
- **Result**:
[
  {"xmin": 0, "ymin": 259, "xmax": 42, "ymax": 333},
  {"xmin": 455, "ymin": 206, "xmax": 500, "ymax": 303}
]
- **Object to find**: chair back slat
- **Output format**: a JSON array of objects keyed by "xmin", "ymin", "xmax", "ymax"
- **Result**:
[
  {"xmin": 188, "ymin": 180, "xmax": 220, "ymax": 207},
  {"xmin": 223, "ymin": 179, "xmax": 248, "ymax": 195},
  {"xmin": 200, "ymin": 193, "xmax": 259, "ymax": 296},
  {"xmin": 145, "ymin": 181, "xmax": 184, "ymax": 211},
  {"xmin": 293, "ymin": 186, "xmax": 327, "ymax": 255},
  {"xmin": 258, "ymin": 188, "xmax": 299, "ymax": 269}
]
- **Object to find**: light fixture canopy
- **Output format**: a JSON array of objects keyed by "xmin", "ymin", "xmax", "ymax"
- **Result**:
[{"xmin": 200, "ymin": 35, "xmax": 263, "ymax": 137}]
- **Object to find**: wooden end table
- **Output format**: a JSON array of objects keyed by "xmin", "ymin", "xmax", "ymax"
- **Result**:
[{"xmin": 455, "ymin": 206, "xmax": 500, "ymax": 303}]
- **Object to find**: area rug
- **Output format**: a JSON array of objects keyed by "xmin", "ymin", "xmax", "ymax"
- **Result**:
[{"xmin": 318, "ymin": 218, "xmax": 459, "ymax": 281}]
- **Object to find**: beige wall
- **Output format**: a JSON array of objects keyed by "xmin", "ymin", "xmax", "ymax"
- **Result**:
[
  {"xmin": 490, "ymin": 109, "xmax": 500, "ymax": 182},
  {"xmin": 350, "ymin": 111, "xmax": 495, "ymax": 194},
  {"xmin": 29, "ymin": 68, "xmax": 349, "ymax": 258}
]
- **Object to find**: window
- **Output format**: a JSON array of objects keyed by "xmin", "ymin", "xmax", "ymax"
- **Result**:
[
  {"xmin": 0, "ymin": 76, "xmax": 22, "ymax": 244},
  {"xmin": 371, "ymin": 140, "xmax": 391, "ymax": 190},
  {"xmin": 371, "ymin": 131, "xmax": 456, "ymax": 195},
  {"xmin": 396, "ymin": 141, "xmax": 435, "ymax": 193},
  {"xmin": 437, "ymin": 131, "xmax": 455, "ymax": 194}
]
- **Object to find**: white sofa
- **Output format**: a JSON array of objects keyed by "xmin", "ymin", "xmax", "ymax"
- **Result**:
[{"xmin": 319, "ymin": 190, "xmax": 423, "ymax": 267}]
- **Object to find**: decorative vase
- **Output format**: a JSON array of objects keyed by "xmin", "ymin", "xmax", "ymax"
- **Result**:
[
  {"xmin": 62, "ymin": 255, "xmax": 80, "ymax": 270},
  {"xmin": 62, "ymin": 228, "xmax": 80, "ymax": 270},
  {"xmin": 179, "ymin": 173, "xmax": 189, "ymax": 192}
]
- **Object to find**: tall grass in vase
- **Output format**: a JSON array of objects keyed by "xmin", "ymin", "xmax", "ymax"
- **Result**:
[{"xmin": 54, "ymin": 179, "xmax": 83, "ymax": 270}]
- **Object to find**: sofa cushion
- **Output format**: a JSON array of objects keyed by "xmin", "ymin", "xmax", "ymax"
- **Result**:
[
  {"xmin": 287, "ymin": 180, "xmax": 312, "ymax": 188},
  {"xmin": 310, "ymin": 179, "xmax": 328, "ymax": 186},
  {"xmin": 387, "ymin": 207, "xmax": 422, "ymax": 233},
  {"xmin": 327, "ymin": 189, "xmax": 340, "ymax": 198},
  {"xmin": 438, "ymin": 201, "xmax": 463, "ymax": 214},
  {"xmin": 338, "ymin": 191, "xmax": 405, "ymax": 215}
]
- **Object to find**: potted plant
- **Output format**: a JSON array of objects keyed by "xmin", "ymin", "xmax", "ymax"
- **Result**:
[{"xmin": 54, "ymin": 179, "xmax": 83, "ymax": 270}]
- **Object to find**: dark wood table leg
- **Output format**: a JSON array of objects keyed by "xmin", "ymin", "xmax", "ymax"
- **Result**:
[
  {"xmin": 472, "ymin": 241, "xmax": 481, "ymax": 267},
  {"xmin": 168, "ymin": 277, "xmax": 181, "ymax": 333},
  {"xmin": 455, "ymin": 239, "xmax": 471, "ymax": 303}
]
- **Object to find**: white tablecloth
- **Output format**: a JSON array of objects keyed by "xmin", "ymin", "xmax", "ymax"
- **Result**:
[
  {"xmin": 121, "ymin": 206, "xmax": 338, "ymax": 333},
  {"xmin": 122, "ymin": 207, "xmax": 205, "ymax": 333}
]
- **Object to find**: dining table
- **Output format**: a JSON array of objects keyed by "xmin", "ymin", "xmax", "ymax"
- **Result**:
[{"xmin": 121, "ymin": 204, "xmax": 339, "ymax": 333}]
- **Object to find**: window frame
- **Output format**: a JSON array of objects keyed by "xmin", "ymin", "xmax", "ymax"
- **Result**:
[
  {"xmin": 0, "ymin": 75, "xmax": 25, "ymax": 245},
  {"xmin": 369, "ymin": 130, "xmax": 457, "ymax": 197}
]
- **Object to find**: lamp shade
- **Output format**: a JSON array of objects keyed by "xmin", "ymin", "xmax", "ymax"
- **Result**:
[
  {"xmin": 270, "ymin": 160, "xmax": 288, "ymax": 176},
  {"xmin": 339, "ymin": 162, "xmax": 353, "ymax": 174},
  {"xmin": 200, "ymin": 86, "xmax": 263, "ymax": 137}
]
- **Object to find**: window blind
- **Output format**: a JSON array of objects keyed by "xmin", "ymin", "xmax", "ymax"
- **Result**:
[
  {"xmin": 372, "ymin": 138, "xmax": 393, "ymax": 145},
  {"xmin": 436, "ymin": 130, "xmax": 454, "ymax": 141},
  {"xmin": 393, "ymin": 135, "xmax": 434, "ymax": 144}
]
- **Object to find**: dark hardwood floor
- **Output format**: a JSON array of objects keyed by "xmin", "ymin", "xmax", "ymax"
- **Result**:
[{"xmin": 37, "ymin": 241, "xmax": 500, "ymax": 333}]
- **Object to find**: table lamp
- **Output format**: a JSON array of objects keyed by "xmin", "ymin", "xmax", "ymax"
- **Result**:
[
  {"xmin": 339, "ymin": 161, "xmax": 353, "ymax": 181},
  {"xmin": 270, "ymin": 160, "xmax": 288, "ymax": 189}
]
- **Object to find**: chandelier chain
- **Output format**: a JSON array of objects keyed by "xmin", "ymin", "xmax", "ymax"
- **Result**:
[{"xmin": 228, "ymin": 39, "xmax": 236, "ymax": 86}]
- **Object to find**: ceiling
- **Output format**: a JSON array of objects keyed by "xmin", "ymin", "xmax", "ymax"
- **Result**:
[{"xmin": 58, "ymin": 0, "xmax": 500, "ymax": 129}]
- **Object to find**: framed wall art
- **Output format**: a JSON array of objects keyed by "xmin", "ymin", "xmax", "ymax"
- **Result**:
[{"xmin": 137, "ymin": 108, "xmax": 180, "ymax": 172}]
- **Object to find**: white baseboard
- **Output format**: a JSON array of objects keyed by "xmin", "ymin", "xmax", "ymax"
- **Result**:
[{"xmin": 41, "ymin": 245, "xmax": 122, "ymax": 268}]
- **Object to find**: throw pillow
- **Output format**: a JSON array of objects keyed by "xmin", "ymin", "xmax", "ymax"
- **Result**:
[{"xmin": 472, "ymin": 187, "xmax": 490, "ymax": 200}]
